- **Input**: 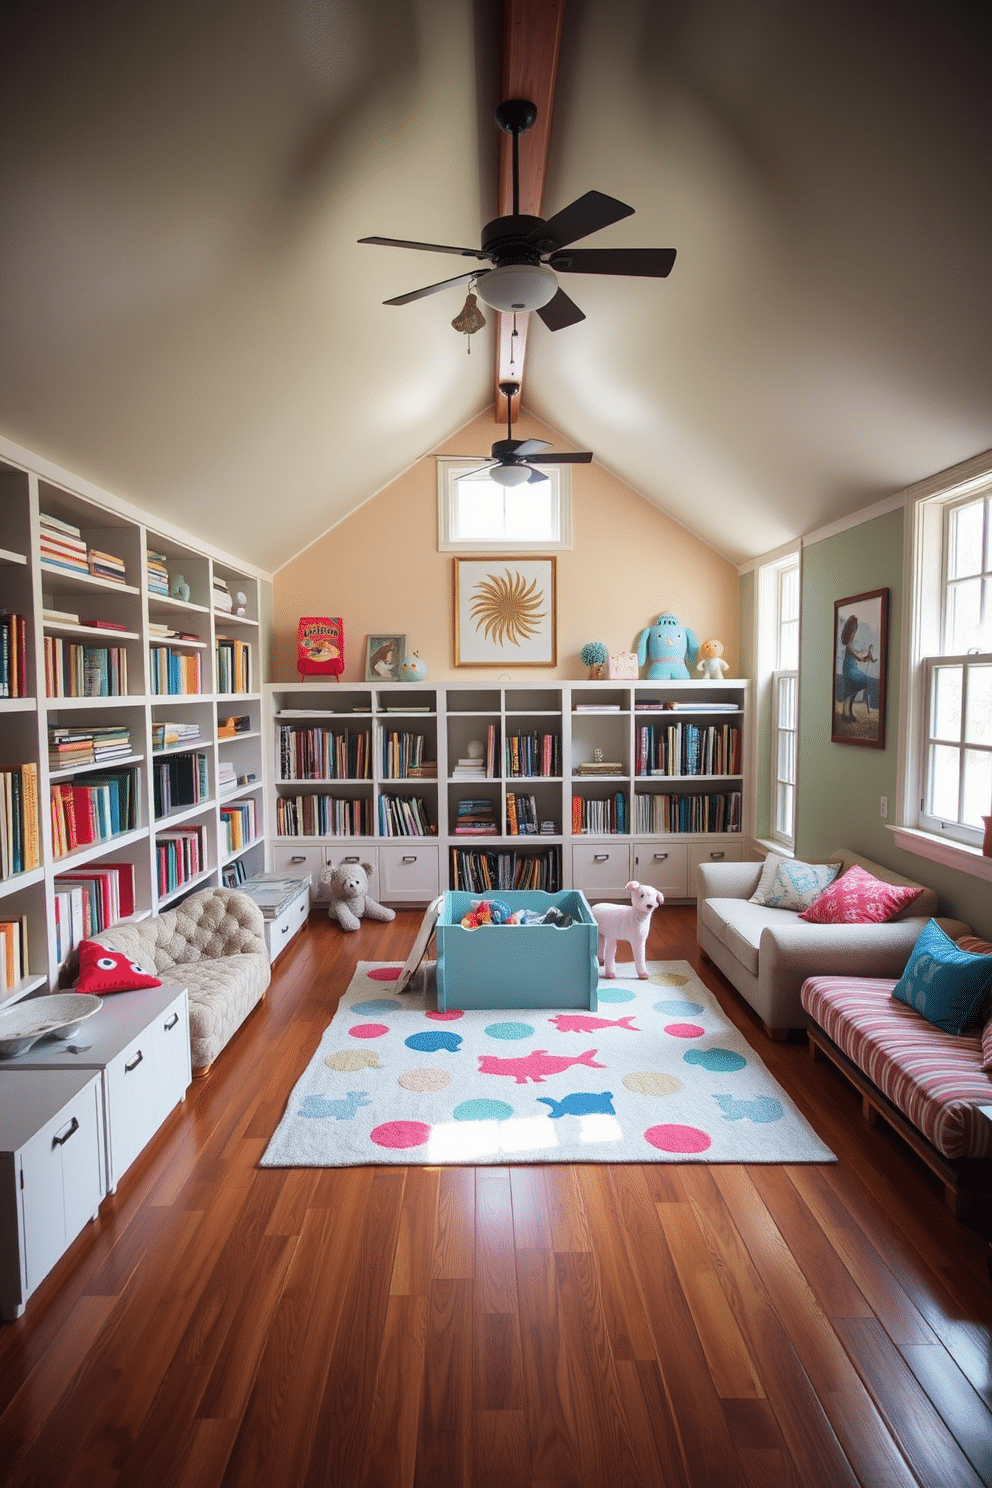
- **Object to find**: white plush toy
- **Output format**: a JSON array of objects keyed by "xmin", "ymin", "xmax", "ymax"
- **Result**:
[
  {"xmin": 696, "ymin": 637, "xmax": 730, "ymax": 680},
  {"xmin": 319, "ymin": 861, "xmax": 395, "ymax": 932},
  {"xmin": 591, "ymin": 880, "xmax": 664, "ymax": 979}
]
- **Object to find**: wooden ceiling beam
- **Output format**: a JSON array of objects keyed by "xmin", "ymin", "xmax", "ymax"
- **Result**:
[{"xmin": 494, "ymin": 0, "xmax": 566, "ymax": 425}]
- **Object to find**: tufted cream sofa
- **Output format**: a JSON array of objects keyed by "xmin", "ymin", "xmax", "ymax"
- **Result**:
[{"xmin": 65, "ymin": 887, "xmax": 271, "ymax": 1074}]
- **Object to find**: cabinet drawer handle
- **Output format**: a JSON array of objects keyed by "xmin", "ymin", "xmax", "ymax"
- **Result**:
[
  {"xmin": 342, "ymin": 856, "xmax": 360, "ymax": 864},
  {"xmin": 402, "ymin": 855, "xmax": 417, "ymax": 863},
  {"xmin": 290, "ymin": 855, "xmax": 306, "ymax": 864},
  {"xmin": 653, "ymin": 852, "xmax": 669, "ymax": 862},
  {"xmin": 164, "ymin": 1013, "xmax": 179, "ymax": 1031},
  {"xmin": 593, "ymin": 853, "xmax": 609, "ymax": 862},
  {"xmin": 125, "ymin": 1050, "xmax": 144, "ymax": 1074},
  {"xmin": 53, "ymin": 1116, "xmax": 80, "ymax": 1147},
  {"xmin": 279, "ymin": 923, "xmax": 290, "ymax": 936},
  {"xmin": 709, "ymin": 851, "xmax": 726, "ymax": 860}
]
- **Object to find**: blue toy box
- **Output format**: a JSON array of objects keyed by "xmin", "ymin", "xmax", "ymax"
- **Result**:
[{"xmin": 435, "ymin": 889, "xmax": 599, "ymax": 1012}]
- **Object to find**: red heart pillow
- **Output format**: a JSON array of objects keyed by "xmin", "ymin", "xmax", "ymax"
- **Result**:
[{"xmin": 75, "ymin": 940, "xmax": 162, "ymax": 994}]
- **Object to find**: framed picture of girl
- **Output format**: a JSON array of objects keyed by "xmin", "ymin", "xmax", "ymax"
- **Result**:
[{"xmin": 831, "ymin": 589, "xmax": 888, "ymax": 747}]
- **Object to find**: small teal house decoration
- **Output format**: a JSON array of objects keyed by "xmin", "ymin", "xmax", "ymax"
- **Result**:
[
  {"xmin": 171, "ymin": 574, "xmax": 190, "ymax": 602},
  {"xmin": 636, "ymin": 613, "xmax": 698, "ymax": 680}
]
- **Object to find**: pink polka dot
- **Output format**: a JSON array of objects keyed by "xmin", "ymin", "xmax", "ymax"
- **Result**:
[
  {"xmin": 370, "ymin": 1121, "xmax": 432, "ymax": 1150},
  {"xmin": 368, "ymin": 966, "xmax": 402, "ymax": 981},
  {"xmin": 664, "ymin": 1022, "xmax": 705, "ymax": 1039},
  {"xmin": 644, "ymin": 1124, "xmax": 712, "ymax": 1154},
  {"xmin": 349, "ymin": 1022, "xmax": 390, "ymax": 1039},
  {"xmin": 425, "ymin": 1010, "xmax": 464, "ymax": 1021}
]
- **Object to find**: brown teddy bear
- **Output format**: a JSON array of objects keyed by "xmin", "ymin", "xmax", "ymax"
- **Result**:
[{"xmin": 319, "ymin": 861, "xmax": 395, "ymax": 932}]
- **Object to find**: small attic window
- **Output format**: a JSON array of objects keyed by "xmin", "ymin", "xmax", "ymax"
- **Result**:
[{"xmin": 437, "ymin": 458, "xmax": 571, "ymax": 552}]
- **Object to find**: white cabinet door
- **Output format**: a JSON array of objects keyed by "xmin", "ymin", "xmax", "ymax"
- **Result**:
[
  {"xmin": 378, "ymin": 841, "xmax": 440, "ymax": 902},
  {"xmin": 688, "ymin": 841, "xmax": 743, "ymax": 896},
  {"xmin": 572, "ymin": 842, "xmax": 632, "ymax": 899},
  {"xmin": 155, "ymin": 991, "xmax": 193, "ymax": 1125},
  {"xmin": 631, "ymin": 842, "xmax": 689, "ymax": 898},
  {"xmin": 105, "ymin": 1030, "xmax": 161, "ymax": 1188}
]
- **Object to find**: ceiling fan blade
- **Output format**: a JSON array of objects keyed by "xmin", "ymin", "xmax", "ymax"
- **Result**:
[
  {"xmin": 462, "ymin": 463, "xmax": 496, "ymax": 479},
  {"xmin": 547, "ymin": 247, "xmax": 677, "ymax": 278},
  {"xmin": 535, "ymin": 287, "xmax": 586, "ymax": 331},
  {"xmin": 535, "ymin": 191, "xmax": 634, "ymax": 250},
  {"xmin": 527, "ymin": 451, "xmax": 594, "ymax": 464},
  {"xmin": 359, "ymin": 235, "xmax": 485, "ymax": 259},
  {"xmin": 383, "ymin": 269, "xmax": 486, "ymax": 306},
  {"xmin": 511, "ymin": 439, "xmax": 552, "ymax": 459},
  {"xmin": 526, "ymin": 467, "xmax": 549, "ymax": 484}
]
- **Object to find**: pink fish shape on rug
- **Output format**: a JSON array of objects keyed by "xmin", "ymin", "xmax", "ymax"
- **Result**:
[
  {"xmin": 548, "ymin": 1013, "xmax": 640, "ymax": 1034},
  {"xmin": 477, "ymin": 1048, "xmax": 607, "ymax": 1084}
]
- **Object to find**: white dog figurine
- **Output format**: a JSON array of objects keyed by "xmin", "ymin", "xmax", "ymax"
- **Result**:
[{"xmin": 591, "ymin": 880, "xmax": 664, "ymax": 979}]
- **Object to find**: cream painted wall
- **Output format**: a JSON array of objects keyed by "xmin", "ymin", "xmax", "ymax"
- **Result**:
[{"xmin": 270, "ymin": 407, "xmax": 739, "ymax": 683}]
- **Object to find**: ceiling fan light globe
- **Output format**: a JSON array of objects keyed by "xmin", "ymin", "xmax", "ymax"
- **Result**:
[
  {"xmin": 477, "ymin": 263, "xmax": 558, "ymax": 313},
  {"xmin": 489, "ymin": 462, "xmax": 531, "ymax": 487}
]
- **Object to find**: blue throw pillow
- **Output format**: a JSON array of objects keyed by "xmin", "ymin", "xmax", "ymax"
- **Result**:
[{"xmin": 891, "ymin": 919, "xmax": 992, "ymax": 1034}]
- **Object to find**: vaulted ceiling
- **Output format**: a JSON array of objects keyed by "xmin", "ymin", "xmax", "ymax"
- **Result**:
[{"xmin": 2, "ymin": 0, "xmax": 990, "ymax": 573}]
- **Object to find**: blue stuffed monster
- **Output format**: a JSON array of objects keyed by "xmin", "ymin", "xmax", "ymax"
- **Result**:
[{"xmin": 636, "ymin": 612, "xmax": 699, "ymax": 680}]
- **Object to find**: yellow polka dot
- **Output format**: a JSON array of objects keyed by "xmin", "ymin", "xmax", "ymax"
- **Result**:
[
  {"xmin": 398, "ymin": 1068, "xmax": 452, "ymax": 1092},
  {"xmin": 325, "ymin": 1049, "xmax": 381, "ymax": 1071},
  {"xmin": 623, "ymin": 1071, "xmax": 683, "ymax": 1097},
  {"xmin": 650, "ymin": 971, "xmax": 690, "ymax": 987}
]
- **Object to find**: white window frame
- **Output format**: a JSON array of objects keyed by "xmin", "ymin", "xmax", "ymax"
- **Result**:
[
  {"xmin": 895, "ymin": 451, "xmax": 992, "ymax": 878},
  {"xmin": 756, "ymin": 548, "xmax": 801, "ymax": 852},
  {"xmin": 436, "ymin": 457, "xmax": 571, "ymax": 552}
]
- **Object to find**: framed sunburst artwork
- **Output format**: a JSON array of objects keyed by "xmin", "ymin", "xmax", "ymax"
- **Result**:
[{"xmin": 453, "ymin": 556, "xmax": 557, "ymax": 667}]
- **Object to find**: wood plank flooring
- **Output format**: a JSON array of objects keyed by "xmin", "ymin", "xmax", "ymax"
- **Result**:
[{"xmin": 1, "ymin": 905, "xmax": 990, "ymax": 1488}]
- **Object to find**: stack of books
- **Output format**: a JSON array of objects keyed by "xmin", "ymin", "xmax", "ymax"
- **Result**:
[
  {"xmin": 454, "ymin": 799, "xmax": 498, "ymax": 835},
  {"xmin": 39, "ymin": 513, "xmax": 89, "ymax": 575},
  {"xmin": 147, "ymin": 551, "xmax": 170, "ymax": 596},
  {"xmin": 152, "ymin": 720, "xmax": 200, "ymax": 751},
  {"xmin": 213, "ymin": 576, "xmax": 233, "ymax": 613},
  {"xmin": 451, "ymin": 755, "xmax": 487, "ymax": 777},
  {"xmin": 218, "ymin": 761, "xmax": 238, "ymax": 797},
  {"xmin": 49, "ymin": 723, "xmax": 132, "ymax": 770},
  {"xmin": 87, "ymin": 546, "xmax": 127, "ymax": 583}
]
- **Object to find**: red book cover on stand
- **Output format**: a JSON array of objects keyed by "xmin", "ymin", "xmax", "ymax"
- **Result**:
[{"xmin": 297, "ymin": 617, "xmax": 344, "ymax": 679}]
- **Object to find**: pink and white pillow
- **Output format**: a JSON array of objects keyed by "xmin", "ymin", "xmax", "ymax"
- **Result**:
[
  {"xmin": 959, "ymin": 935, "xmax": 992, "ymax": 1071},
  {"xmin": 798, "ymin": 864, "xmax": 924, "ymax": 924}
]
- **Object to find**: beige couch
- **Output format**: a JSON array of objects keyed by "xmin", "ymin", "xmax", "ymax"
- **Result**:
[
  {"xmin": 696, "ymin": 849, "xmax": 970, "ymax": 1039},
  {"xmin": 65, "ymin": 887, "xmax": 271, "ymax": 1074}
]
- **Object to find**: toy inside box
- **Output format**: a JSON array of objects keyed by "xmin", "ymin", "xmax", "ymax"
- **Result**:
[{"xmin": 435, "ymin": 890, "xmax": 599, "ymax": 1012}]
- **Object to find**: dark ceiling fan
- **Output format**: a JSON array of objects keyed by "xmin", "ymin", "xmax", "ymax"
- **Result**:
[
  {"xmin": 359, "ymin": 99, "xmax": 676, "ymax": 330},
  {"xmin": 464, "ymin": 380, "xmax": 593, "ymax": 485}
]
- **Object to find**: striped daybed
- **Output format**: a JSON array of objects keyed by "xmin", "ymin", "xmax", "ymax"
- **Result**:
[{"xmin": 802, "ymin": 951, "xmax": 992, "ymax": 1214}]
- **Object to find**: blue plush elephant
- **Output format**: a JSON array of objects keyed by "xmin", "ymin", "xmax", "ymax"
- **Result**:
[{"xmin": 636, "ymin": 613, "xmax": 699, "ymax": 680}]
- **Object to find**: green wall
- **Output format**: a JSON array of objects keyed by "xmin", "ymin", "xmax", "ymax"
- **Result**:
[{"xmin": 791, "ymin": 508, "xmax": 991, "ymax": 936}]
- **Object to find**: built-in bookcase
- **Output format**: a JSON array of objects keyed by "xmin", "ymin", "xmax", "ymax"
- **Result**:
[
  {"xmin": 266, "ymin": 680, "xmax": 750, "ymax": 908},
  {"xmin": 0, "ymin": 446, "xmax": 269, "ymax": 1006}
]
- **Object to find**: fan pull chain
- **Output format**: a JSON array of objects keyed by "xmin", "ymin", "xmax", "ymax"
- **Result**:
[{"xmin": 509, "ymin": 313, "xmax": 518, "ymax": 371}]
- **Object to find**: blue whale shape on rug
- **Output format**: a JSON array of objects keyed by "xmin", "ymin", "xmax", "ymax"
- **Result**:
[
  {"xmin": 683, "ymin": 1047, "xmax": 747, "ymax": 1073},
  {"xmin": 405, "ymin": 1030, "xmax": 463, "ymax": 1053},
  {"xmin": 299, "ymin": 1091, "xmax": 371, "ymax": 1121},
  {"xmin": 713, "ymin": 1093, "xmax": 783, "ymax": 1124},
  {"xmin": 537, "ymin": 1091, "xmax": 616, "ymax": 1119}
]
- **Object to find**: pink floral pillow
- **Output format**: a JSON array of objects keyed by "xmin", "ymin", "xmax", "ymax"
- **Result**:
[
  {"xmin": 960, "ymin": 936, "xmax": 992, "ymax": 1071},
  {"xmin": 798, "ymin": 864, "xmax": 924, "ymax": 924}
]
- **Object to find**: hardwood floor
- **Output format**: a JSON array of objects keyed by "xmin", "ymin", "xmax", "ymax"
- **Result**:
[{"xmin": 1, "ymin": 905, "xmax": 990, "ymax": 1488}]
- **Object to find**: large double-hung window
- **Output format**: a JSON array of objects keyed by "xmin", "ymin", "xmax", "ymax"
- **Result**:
[{"xmin": 901, "ymin": 457, "xmax": 992, "ymax": 865}]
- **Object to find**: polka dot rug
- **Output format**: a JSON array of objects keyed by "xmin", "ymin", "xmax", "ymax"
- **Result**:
[{"xmin": 260, "ymin": 962, "xmax": 836, "ymax": 1167}]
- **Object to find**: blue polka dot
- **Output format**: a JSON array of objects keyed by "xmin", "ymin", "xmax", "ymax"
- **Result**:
[
  {"xmin": 683, "ymin": 1047, "xmax": 747, "ymax": 1073},
  {"xmin": 352, "ymin": 998, "xmax": 404, "ymax": 1015},
  {"xmin": 597, "ymin": 987, "xmax": 636, "ymax": 1003},
  {"xmin": 653, "ymin": 999, "xmax": 704, "ymax": 1016},
  {"xmin": 485, "ymin": 1021, "xmax": 535, "ymax": 1040},
  {"xmin": 453, "ymin": 1099, "xmax": 514, "ymax": 1122}
]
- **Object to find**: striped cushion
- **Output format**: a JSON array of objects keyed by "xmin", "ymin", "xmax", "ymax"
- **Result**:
[
  {"xmin": 802, "ymin": 974, "xmax": 992, "ymax": 1160},
  {"xmin": 958, "ymin": 938, "xmax": 992, "ymax": 1073}
]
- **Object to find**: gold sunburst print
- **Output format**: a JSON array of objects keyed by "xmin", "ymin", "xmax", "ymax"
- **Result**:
[{"xmin": 469, "ymin": 568, "xmax": 546, "ymax": 648}]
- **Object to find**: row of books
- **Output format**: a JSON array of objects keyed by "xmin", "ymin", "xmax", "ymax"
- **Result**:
[
  {"xmin": 52, "ymin": 861, "xmax": 136, "ymax": 963},
  {"xmin": 635, "ymin": 722, "xmax": 742, "ymax": 778},
  {"xmin": 505, "ymin": 731, "xmax": 562, "ymax": 778},
  {"xmin": 220, "ymin": 799, "xmax": 257, "ymax": 854},
  {"xmin": 277, "ymin": 725, "xmax": 372, "ymax": 781},
  {"xmin": 453, "ymin": 798, "xmax": 498, "ymax": 835},
  {"xmin": 216, "ymin": 636, "xmax": 252, "ymax": 694},
  {"xmin": 152, "ymin": 720, "xmax": 200, "ymax": 751},
  {"xmin": 222, "ymin": 858, "xmax": 248, "ymax": 888},
  {"xmin": 44, "ymin": 638, "xmax": 129, "ymax": 697},
  {"xmin": 153, "ymin": 751, "xmax": 210, "ymax": 818},
  {"xmin": 50, "ymin": 769, "xmax": 136, "ymax": 857},
  {"xmin": 379, "ymin": 729, "xmax": 432, "ymax": 780},
  {"xmin": 571, "ymin": 792, "xmax": 628, "ymax": 835},
  {"xmin": 378, "ymin": 794, "xmax": 433, "ymax": 837},
  {"xmin": 275, "ymin": 792, "xmax": 372, "ymax": 837},
  {"xmin": 505, "ymin": 791, "xmax": 552, "ymax": 836},
  {"xmin": 1, "ymin": 764, "xmax": 40, "ymax": 878},
  {"xmin": 157, "ymin": 825, "xmax": 206, "ymax": 896},
  {"xmin": 0, "ymin": 916, "xmax": 29, "ymax": 990},
  {"xmin": 633, "ymin": 790, "xmax": 742, "ymax": 834},
  {"xmin": 49, "ymin": 723, "xmax": 132, "ymax": 771},
  {"xmin": 0, "ymin": 612, "xmax": 27, "ymax": 697},
  {"xmin": 149, "ymin": 645, "xmax": 202, "ymax": 695},
  {"xmin": 449, "ymin": 845, "xmax": 562, "ymax": 894}
]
